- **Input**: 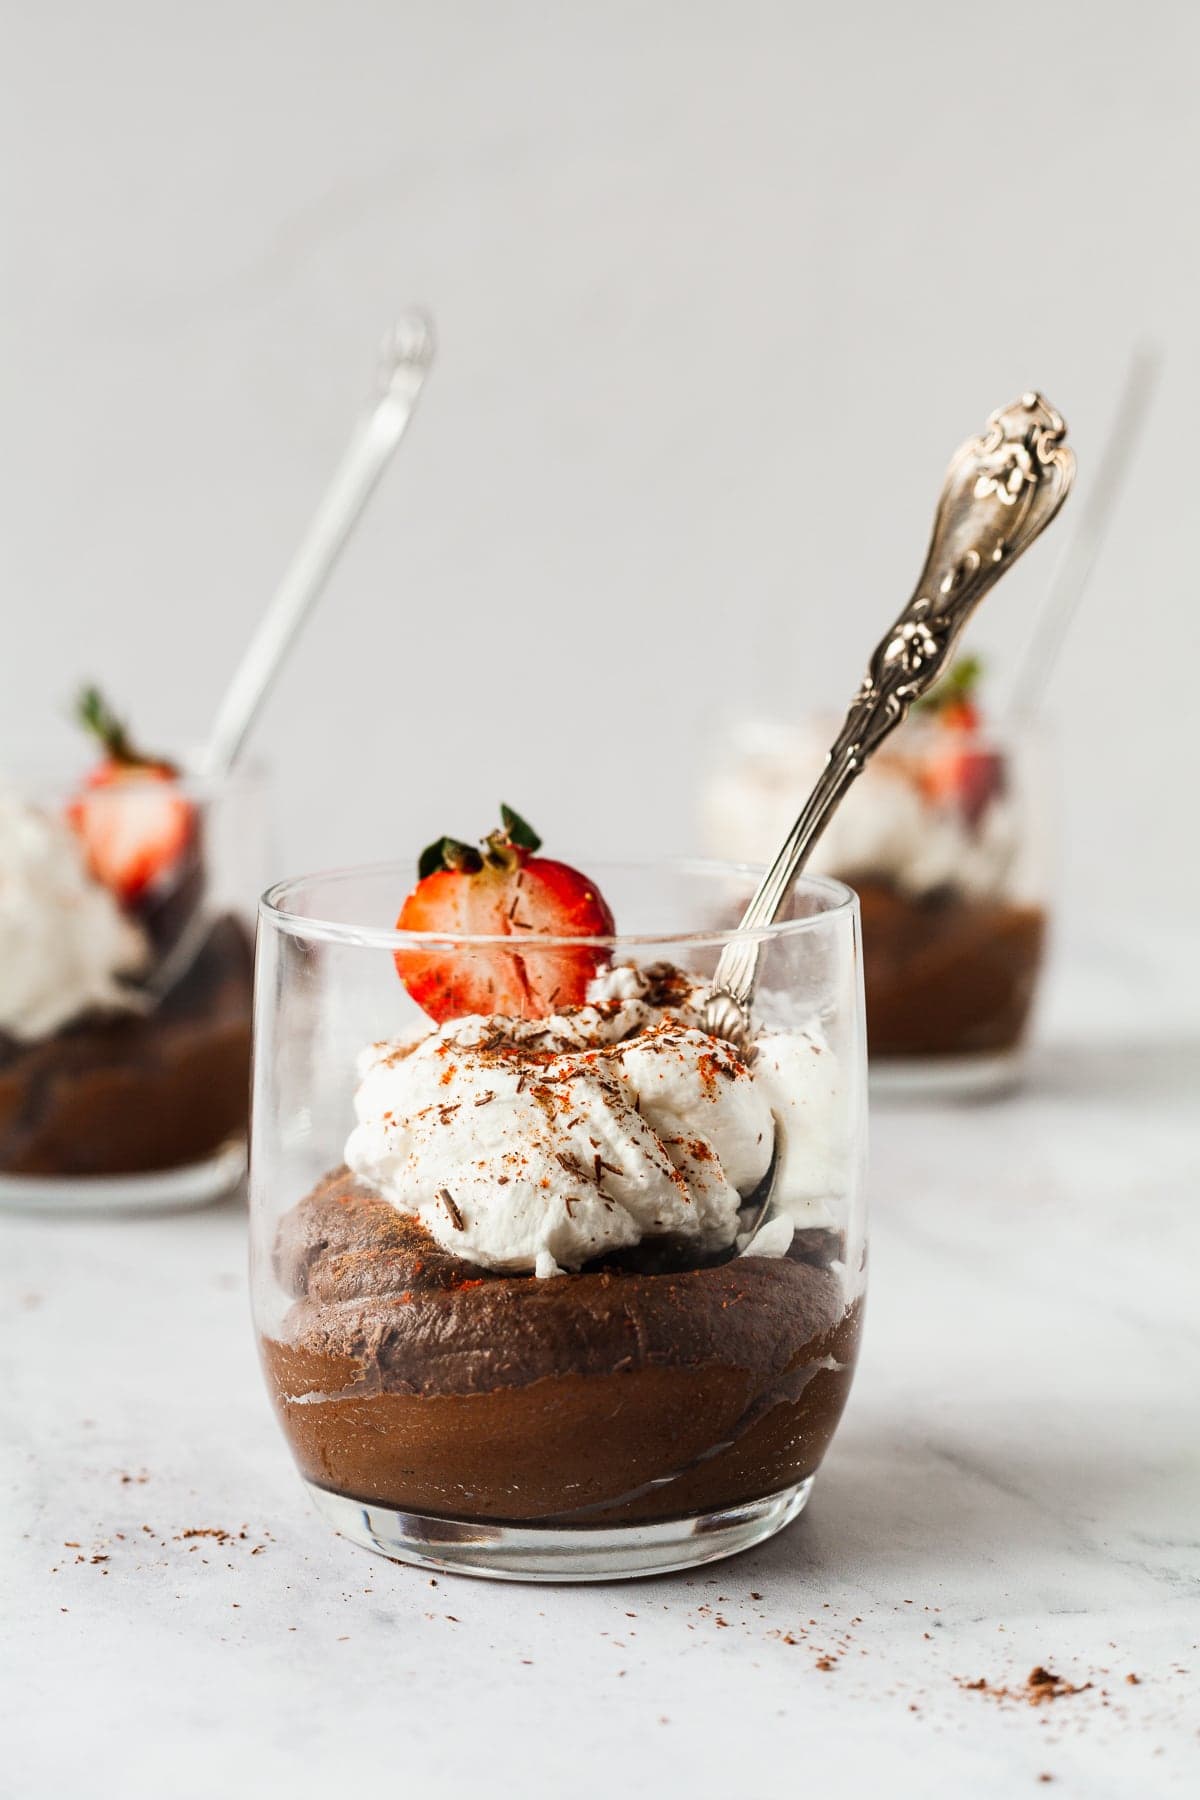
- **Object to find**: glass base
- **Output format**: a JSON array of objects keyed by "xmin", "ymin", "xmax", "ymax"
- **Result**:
[
  {"xmin": 303, "ymin": 1477, "xmax": 815, "ymax": 1583},
  {"xmin": 870, "ymin": 1047, "xmax": 1025, "ymax": 1101},
  {"xmin": 0, "ymin": 1139, "xmax": 246, "ymax": 1216}
]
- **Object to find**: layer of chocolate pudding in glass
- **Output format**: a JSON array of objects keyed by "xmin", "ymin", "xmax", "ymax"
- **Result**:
[
  {"xmin": 0, "ymin": 914, "xmax": 253, "ymax": 1178},
  {"xmin": 261, "ymin": 1169, "xmax": 863, "ymax": 1526},
  {"xmin": 855, "ymin": 879, "xmax": 1046, "ymax": 1059}
]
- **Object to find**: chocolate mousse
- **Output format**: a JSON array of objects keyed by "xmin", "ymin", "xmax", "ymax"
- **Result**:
[
  {"xmin": 255, "ymin": 808, "xmax": 864, "ymax": 1542},
  {"xmin": 262, "ymin": 1168, "xmax": 862, "ymax": 1525},
  {"xmin": 0, "ymin": 914, "xmax": 253, "ymax": 1178},
  {"xmin": 856, "ymin": 879, "xmax": 1045, "ymax": 1059}
]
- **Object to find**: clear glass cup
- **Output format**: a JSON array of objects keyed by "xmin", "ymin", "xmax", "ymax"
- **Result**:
[
  {"xmin": 0, "ymin": 764, "xmax": 267, "ymax": 1213},
  {"xmin": 251, "ymin": 859, "xmax": 867, "ymax": 1581},
  {"xmin": 702, "ymin": 716, "xmax": 1050, "ymax": 1097}
]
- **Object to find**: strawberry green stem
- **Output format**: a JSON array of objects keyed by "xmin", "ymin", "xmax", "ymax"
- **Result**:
[
  {"xmin": 417, "ymin": 806, "xmax": 543, "ymax": 879},
  {"xmin": 75, "ymin": 686, "xmax": 139, "ymax": 764},
  {"xmin": 915, "ymin": 654, "xmax": 983, "ymax": 715}
]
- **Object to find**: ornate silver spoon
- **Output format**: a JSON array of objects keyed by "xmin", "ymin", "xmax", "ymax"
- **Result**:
[{"xmin": 707, "ymin": 391, "xmax": 1076, "ymax": 1049}]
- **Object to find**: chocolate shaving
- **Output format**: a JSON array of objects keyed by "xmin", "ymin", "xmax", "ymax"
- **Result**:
[
  {"xmin": 438, "ymin": 1188, "xmax": 465, "ymax": 1231},
  {"xmin": 473, "ymin": 1091, "xmax": 496, "ymax": 1107}
]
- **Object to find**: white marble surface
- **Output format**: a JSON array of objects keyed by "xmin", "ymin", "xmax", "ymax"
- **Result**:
[{"xmin": 3, "ymin": 935, "xmax": 1198, "ymax": 1798}]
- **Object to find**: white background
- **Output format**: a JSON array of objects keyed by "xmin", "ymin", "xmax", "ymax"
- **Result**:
[{"xmin": 3, "ymin": 2, "xmax": 1198, "ymax": 936}]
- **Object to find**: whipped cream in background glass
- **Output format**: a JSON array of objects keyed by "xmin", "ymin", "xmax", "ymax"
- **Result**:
[
  {"xmin": 345, "ymin": 963, "xmax": 849, "ymax": 1276},
  {"xmin": 701, "ymin": 718, "xmax": 1033, "ymax": 902},
  {"xmin": 0, "ymin": 787, "xmax": 147, "ymax": 1040}
]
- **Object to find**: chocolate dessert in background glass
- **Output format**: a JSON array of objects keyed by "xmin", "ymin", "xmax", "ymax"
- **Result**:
[
  {"xmin": 252, "ymin": 811, "xmax": 866, "ymax": 1580},
  {"xmin": 702, "ymin": 662, "xmax": 1049, "ymax": 1098},
  {"xmin": 0, "ymin": 691, "xmax": 265, "ymax": 1212}
]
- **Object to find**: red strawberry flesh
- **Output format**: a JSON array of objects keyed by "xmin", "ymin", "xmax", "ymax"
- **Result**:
[
  {"xmin": 919, "ymin": 737, "xmax": 1006, "ymax": 825},
  {"xmin": 68, "ymin": 769, "xmax": 194, "ymax": 904},
  {"xmin": 394, "ymin": 809, "xmax": 616, "ymax": 1022},
  {"xmin": 66, "ymin": 686, "xmax": 195, "ymax": 903},
  {"xmin": 913, "ymin": 657, "xmax": 1004, "ymax": 825}
]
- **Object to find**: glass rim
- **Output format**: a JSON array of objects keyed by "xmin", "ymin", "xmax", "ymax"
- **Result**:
[
  {"xmin": 3, "ymin": 753, "xmax": 269, "ymax": 806},
  {"xmin": 259, "ymin": 856, "xmax": 860, "ymax": 953}
]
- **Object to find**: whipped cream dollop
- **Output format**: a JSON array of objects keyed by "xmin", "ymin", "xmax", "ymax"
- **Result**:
[
  {"xmin": 703, "ymin": 723, "xmax": 1021, "ymax": 900},
  {"xmin": 0, "ymin": 788, "xmax": 148, "ymax": 1040},
  {"xmin": 345, "ymin": 963, "xmax": 848, "ymax": 1275}
]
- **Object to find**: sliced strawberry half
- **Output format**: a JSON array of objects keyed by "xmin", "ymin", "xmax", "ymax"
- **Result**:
[
  {"xmin": 66, "ymin": 686, "xmax": 195, "ymax": 904},
  {"xmin": 918, "ymin": 742, "xmax": 1006, "ymax": 825},
  {"xmin": 394, "ymin": 805, "xmax": 616, "ymax": 1022},
  {"xmin": 913, "ymin": 654, "xmax": 1005, "ymax": 825}
]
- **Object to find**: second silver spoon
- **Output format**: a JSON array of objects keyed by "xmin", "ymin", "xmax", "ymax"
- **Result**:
[{"xmin": 200, "ymin": 311, "xmax": 435, "ymax": 778}]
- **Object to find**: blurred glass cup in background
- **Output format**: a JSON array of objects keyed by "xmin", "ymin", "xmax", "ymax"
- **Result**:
[
  {"xmin": 0, "ymin": 763, "xmax": 268, "ymax": 1212},
  {"xmin": 702, "ymin": 708, "xmax": 1049, "ymax": 1098}
]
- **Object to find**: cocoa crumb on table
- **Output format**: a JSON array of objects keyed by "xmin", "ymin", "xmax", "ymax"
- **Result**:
[
  {"xmin": 1027, "ymin": 1665, "xmax": 1091, "ymax": 1703},
  {"xmin": 957, "ymin": 1666, "xmax": 1091, "ymax": 1707}
]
